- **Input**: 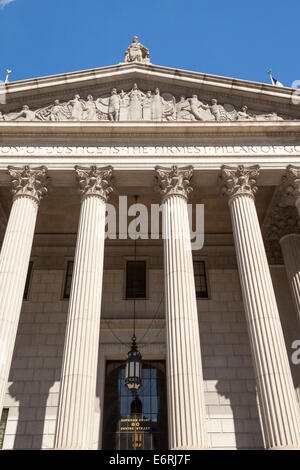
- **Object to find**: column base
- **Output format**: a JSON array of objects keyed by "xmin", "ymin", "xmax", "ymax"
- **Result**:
[
  {"xmin": 268, "ymin": 444, "xmax": 300, "ymax": 450},
  {"xmin": 170, "ymin": 445, "xmax": 208, "ymax": 450},
  {"xmin": 54, "ymin": 446, "xmax": 92, "ymax": 450}
]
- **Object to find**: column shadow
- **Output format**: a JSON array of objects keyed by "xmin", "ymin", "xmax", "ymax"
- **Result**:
[
  {"xmin": 6, "ymin": 312, "xmax": 66, "ymax": 449},
  {"xmin": 200, "ymin": 326, "xmax": 264, "ymax": 450}
]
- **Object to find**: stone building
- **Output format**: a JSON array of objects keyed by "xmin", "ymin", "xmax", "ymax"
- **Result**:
[{"xmin": 0, "ymin": 38, "xmax": 300, "ymax": 450}]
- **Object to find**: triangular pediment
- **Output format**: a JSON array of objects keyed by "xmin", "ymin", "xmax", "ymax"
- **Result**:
[{"xmin": 1, "ymin": 63, "xmax": 299, "ymax": 122}]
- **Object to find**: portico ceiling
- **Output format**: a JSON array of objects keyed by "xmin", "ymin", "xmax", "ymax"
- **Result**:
[{"xmin": 0, "ymin": 178, "xmax": 274, "ymax": 236}]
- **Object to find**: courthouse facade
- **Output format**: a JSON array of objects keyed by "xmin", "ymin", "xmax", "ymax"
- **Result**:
[{"xmin": 0, "ymin": 38, "xmax": 300, "ymax": 450}]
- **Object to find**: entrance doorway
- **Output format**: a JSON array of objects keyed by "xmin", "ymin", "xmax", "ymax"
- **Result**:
[{"xmin": 102, "ymin": 360, "xmax": 168, "ymax": 450}]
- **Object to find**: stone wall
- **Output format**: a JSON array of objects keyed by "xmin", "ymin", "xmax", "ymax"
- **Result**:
[{"xmin": 2, "ymin": 246, "xmax": 299, "ymax": 450}]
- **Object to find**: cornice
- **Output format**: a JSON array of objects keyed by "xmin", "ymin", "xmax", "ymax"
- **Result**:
[
  {"xmin": 1, "ymin": 120, "xmax": 300, "ymax": 140},
  {"xmin": 3, "ymin": 62, "xmax": 297, "ymax": 107}
]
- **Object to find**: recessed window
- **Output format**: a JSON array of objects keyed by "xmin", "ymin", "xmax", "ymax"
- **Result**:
[
  {"xmin": 23, "ymin": 261, "xmax": 33, "ymax": 300},
  {"xmin": 193, "ymin": 260, "xmax": 208, "ymax": 298},
  {"xmin": 126, "ymin": 260, "xmax": 146, "ymax": 299},
  {"xmin": 0, "ymin": 408, "xmax": 8, "ymax": 449},
  {"xmin": 63, "ymin": 261, "xmax": 74, "ymax": 299}
]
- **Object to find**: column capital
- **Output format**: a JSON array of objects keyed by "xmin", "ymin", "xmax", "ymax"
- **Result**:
[
  {"xmin": 75, "ymin": 165, "xmax": 113, "ymax": 201},
  {"xmin": 155, "ymin": 165, "xmax": 193, "ymax": 200},
  {"xmin": 263, "ymin": 203, "xmax": 300, "ymax": 265},
  {"xmin": 220, "ymin": 164, "xmax": 260, "ymax": 202},
  {"xmin": 280, "ymin": 165, "xmax": 300, "ymax": 202},
  {"xmin": 8, "ymin": 165, "xmax": 48, "ymax": 204}
]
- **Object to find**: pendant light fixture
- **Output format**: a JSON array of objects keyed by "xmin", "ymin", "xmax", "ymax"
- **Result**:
[{"xmin": 125, "ymin": 196, "xmax": 142, "ymax": 393}]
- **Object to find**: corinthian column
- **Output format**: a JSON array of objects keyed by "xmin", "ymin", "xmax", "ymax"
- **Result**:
[
  {"xmin": 280, "ymin": 234, "xmax": 300, "ymax": 328},
  {"xmin": 155, "ymin": 165, "xmax": 206, "ymax": 450},
  {"xmin": 0, "ymin": 165, "xmax": 47, "ymax": 417},
  {"xmin": 281, "ymin": 165, "xmax": 300, "ymax": 217},
  {"xmin": 221, "ymin": 164, "xmax": 300, "ymax": 450},
  {"xmin": 279, "ymin": 166, "xmax": 300, "ymax": 326},
  {"xmin": 55, "ymin": 165, "xmax": 113, "ymax": 450}
]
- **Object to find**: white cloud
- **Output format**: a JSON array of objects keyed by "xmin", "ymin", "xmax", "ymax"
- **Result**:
[{"xmin": 0, "ymin": 0, "xmax": 15, "ymax": 8}]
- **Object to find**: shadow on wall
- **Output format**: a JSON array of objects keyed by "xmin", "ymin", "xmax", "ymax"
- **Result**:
[
  {"xmin": 271, "ymin": 266, "xmax": 300, "ymax": 403},
  {"xmin": 199, "ymin": 308, "xmax": 264, "ymax": 450},
  {"xmin": 6, "ymin": 305, "xmax": 68, "ymax": 450}
]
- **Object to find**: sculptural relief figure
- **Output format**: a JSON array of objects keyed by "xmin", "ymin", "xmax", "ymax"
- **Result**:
[
  {"xmin": 188, "ymin": 95, "xmax": 214, "ymax": 121},
  {"xmin": 201, "ymin": 99, "xmax": 236, "ymax": 121},
  {"xmin": 108, "ymin": 88, "xmax": 120, "ymax": 121},
  {"xmin": 151, "ymin": 88, "xmax": 164, "ymax": 121},
  {"xmin": 208, "ymin": 99, "xmax": 229, "ymax": 121},
  {"xmin": 176, "ymin": 96, "xmax": 193, "ymax": 120},
  {"xmin": 83, "ymin": 95, "xmax": 98, "ymax": 121},
  {"xmin": 127, "ymin": 83, "xmax": 145, "ymax": 120},
  {"xmin": 142, "ymin": 91, "xmax": 152, "ymax": 120},
  {"xmin": 50, "ymin": 100, "xmax": 69, "ymax": 121},
  {"xmin": 148, "ymin": 88, "xmax": 176, "ymax": 121},
  {"xmin": 9, "ymin": 105, "xmax": 39, "ymax": 121},
  {"xmin": 124, "ymin": 36, "xmax": 150, "ymax": 64},
  {"xmin": 256, "ymin": 112, "xmax": 284, "ymax": 121},
  {"xmin": 161, "ymin": 93, "xmax": 176, "ymax": 121},
  {"xmin": 236, "ymin": 105, "xmax": 254, "ymax": 121},
  {"xmin": 68, "ymin": 95, "xmax": 84, "ymax": 121},
  {"xmin": 96, "ymin": 88, "xmax": 120, "ymax": 121},
  {"xmin": 1, "ymin": 84, "xmax": 293, "ymax": 122},
  {"xmin": 188, "ymin": 95, "xmax": 203, "ymax": 120},
  {"xmin": 119, "ymin": 90, "xmax": 129, "ymax": 121}
]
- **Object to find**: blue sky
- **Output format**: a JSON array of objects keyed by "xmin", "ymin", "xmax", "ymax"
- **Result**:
[{"xmin": 0, "ymin": 0, "xmax": 299, "ymax": 87}]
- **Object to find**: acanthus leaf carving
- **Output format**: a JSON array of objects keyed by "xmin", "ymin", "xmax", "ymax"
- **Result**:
[
  {"xmin": 8, "ymin": 165, "xmax": 48, "ymax": 204},
  {"xmin": 262, "ymin": 188, "xmax": 300, "ymax": 265},
  {"xmin": 220, "ymin": 165, "xmax": 260, "ymax": 200},
  {"xmin": 75, "ymin": 165, "xmax": 113, "ymax": 201},
  {"xmin": 280, "ymin": 165, "xmax": 300, "ymax": 202},
  {"xmin": 155, "ymin": 165, "xmax": 193, "ymax": 200}
]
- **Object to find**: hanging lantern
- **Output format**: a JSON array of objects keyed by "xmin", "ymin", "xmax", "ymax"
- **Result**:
[{"xmin": 125, "ymin": 335, "xmax": 142, "ymax": 392}]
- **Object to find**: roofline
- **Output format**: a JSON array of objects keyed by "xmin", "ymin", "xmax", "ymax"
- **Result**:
[{"xmin": 2, "ymin": 62, "xmax": 297, "ymax": 106}]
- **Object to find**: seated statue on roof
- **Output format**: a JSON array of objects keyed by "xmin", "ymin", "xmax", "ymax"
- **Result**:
[{"xmin": 124, "ymin": 36, "xmax": 150, "ymax": 64}]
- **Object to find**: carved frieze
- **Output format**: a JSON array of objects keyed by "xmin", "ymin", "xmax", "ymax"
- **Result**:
[{"xmin": 0, "ymin": 83, "xmax": 291, "ymax": 123}]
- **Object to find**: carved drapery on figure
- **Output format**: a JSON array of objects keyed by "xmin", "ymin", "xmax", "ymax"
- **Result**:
[
  {"xmin": 220, "ymin": 165, "xmax": 259, "ymax": 201},
  {"xmin": 1, "ymin": 84, "xmax": 291, "ymax": 123},
  {"xmin": 8, "ymin": 165, "xmax": 48, "ymax": 204},
  {"xmin": 75, "ymin": 165, "xmax": 113, "ymax": 201},
  {"xmin": 155, "ymin": 165, "xmax": 193, "ymax": 200},
  {"xmin": 124, "ymin": 36, "xmax": 150, "ymax": 64}
]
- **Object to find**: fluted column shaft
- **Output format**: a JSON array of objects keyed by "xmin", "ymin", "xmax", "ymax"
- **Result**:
[
  {"xmin": 156, "ymin": 165, "xmax": 206, "ymax": 450},
  {"xmin": 0, "ymin": 166, "xmax": 47, "ymax": 418},
  {"xmin": 281, "ymin": 165, "xmax": 300, "ymax": 218},
  {"xmin": 280, "ymin": 166, "xmax": 300, "ymax": 327},
  {"xmin": 280, "ymin": 234, "xmax": 300, "ymax": 327},
  {"xmin": 54, "ymin": 165, "xmax": 112, "ymax": 450},
  {"xmin": 295, "ymin": 200, "xmax": 300, "ymax": 218},
  {"xmin": 222, "ymin": 165, "xmax": 300, "ymax": 450}
]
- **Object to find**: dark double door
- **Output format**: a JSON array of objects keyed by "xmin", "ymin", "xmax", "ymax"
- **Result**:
[{"xmin": 102, "ymin": 360, "xmax": 168, "ymax": 450}]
